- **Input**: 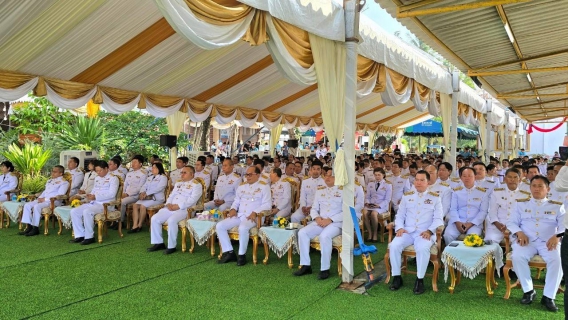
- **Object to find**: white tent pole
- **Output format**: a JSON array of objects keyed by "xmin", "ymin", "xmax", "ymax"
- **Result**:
[
  {"xmin": 485, "ymin": 99, "xmax": 493, "ymax": 162},
  {"xmin": 450, "ymin": 71, "xmax": 459, "ymax": 172},
  {"xmin": 341, "ymin": 0, "xmax": 360, "ymax": 284},
  {"xmin": 503, "ymin": 111, "xmax": 510, "ymax": 160}
]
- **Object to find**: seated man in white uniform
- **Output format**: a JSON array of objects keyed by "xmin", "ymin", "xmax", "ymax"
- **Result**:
[
  {"xmin": 170, "ymin": 156, "xmax": 188, "ymax": 187},
  {"xmin": 205, "ymin": 155, "xmax": 218, "ymax": 183},
  {"xmin": 519, "ymin": 165, "xmax": 540, "ymax": 193},
  {"xmin": 386, "ymin": 160, "xmax": 410, "ymax": 212},
  {"xmin": 507, "ymin": 176, "xmax": 564, "ymax": 312},
  {"xmin": 290, "ymin": 161, "xmax": 325, "ymax": 223},
  {"xmin": 472, "ymin": 162, "xmax": 500, "ymax": 192},
  {"xmin": 388, "ymin": 170, "xmax": 443, "ymax": 294},
  {"xmin": 269, "ymin": 168, "xmax": 292, "ymax": 218},
  {"xmin": 66, "ymin": 157, "xmax": 84, "ymax": 196},
  {"xmin": 108, "ymin": 158, "xmax": 126, "ymax": 181},
  {"xmin": 204, "ymin": 159, "xmax": 240, "ymax": 212},
  {"xmin": 119, "ymin": 155, "xmax": 147, "ymax": 226},
  {"xmin": 112, "ymin": 155, "xmax": 129, "ymax": 178},
  {"xmin": 194, "ymin": 159, "xmax": 211, "ymax": 191},
  {"xmin": 216, "ymin": 166, "xmax": 271, "ymax": 266},
  {"xmin": 20, "ymin": 165, "xmax": 69, "ymax": 237},
  {"xmin": 294, "ymin": 167, "xmax": 342, "ymax": 280},
  {"xmin": 294, "ymin": 161, "xmax": 305, "ymax": 180},
  {"xmin": 70, "ymin": 161, "xmax": 119, "ymax": 245},
  {"xmin": 148, "ymin": 165, "xmax": 203, "ymax": 254},
  {"xmin": 282, "ymin": 162, "xmax": 300, "ymax": 184},
  {"xmin": 0, "ymin": 161, "xmax": 18, "ymax": 202}
]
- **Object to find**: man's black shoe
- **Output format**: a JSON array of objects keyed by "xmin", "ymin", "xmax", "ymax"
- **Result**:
[
  {"xmin": 317, "ymin": 270, "xmax": 330, "ymax": 280},
  {"xmin": 81, "ymin": 238, "xmax": 95, "ymax": 245},
  {"xmin": 109, "ymin": 223, "xmax": 119, "ymax": 230},
  {"xmin": 293, "ymin": 265, "xmax": 313, "ymax": 276},
  {"xmin": 540, "ymin": 296, "xmax": 558, "ymax": 312},
  {"xmin": 237, "ymin": 254, "xmax": 247, "ymax": 266},
  {"xmin": 69, "ymin": 237, "xmax": 84, "ymax": 243},
  {"xmin": 19, "ymin": 225, "xmax": 32, "ymax": 235},
  {"xmin": 163, "ymin": 248, "xmax": 177, "ymax": 255},
  {"xmin": 413, "ymin": 278, "xmax": 425, "ymax": 295},
  {"xmin": 147, "ymin": 243, "xmax": 166, "ymax": 252},
  {"xmin": 389, "ymin": 275, "xmax": 403, "ymax": 291},
  {"xmin": 218, "ymin": 251, "xmax": 237, "ymax": 264},
  {"xmin": 127, "ymin": 228, "xmax": 139, "ymax": 234},
  {"xmin": 520, "ymin": 290, "xmax": 536, "ymax": 304},
  {"xmin": 25, "ymin": 226, "xmax": 40, "ymax": 237}
]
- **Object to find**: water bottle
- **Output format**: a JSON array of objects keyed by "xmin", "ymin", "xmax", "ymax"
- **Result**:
[
  {"xmin": 213, "ymin": 211, "xmax": 219, "ymax": 221},
  {"xmin": 11, "ymin": 194, "xmax": 17, "ymax": 202},
  {"xmin": 273, "ymin": 217, "xmax": 279, "ymax": 227}
]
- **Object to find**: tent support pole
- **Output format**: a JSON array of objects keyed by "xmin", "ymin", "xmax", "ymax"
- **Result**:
[{"xmin": 450, "ymin": 71, "xmax": 459, "ymax": 172}]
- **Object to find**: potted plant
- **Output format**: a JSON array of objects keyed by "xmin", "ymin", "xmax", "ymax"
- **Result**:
[{"xmin": 2, "ymin": 142, "xmax": 52, "ymax": 195}]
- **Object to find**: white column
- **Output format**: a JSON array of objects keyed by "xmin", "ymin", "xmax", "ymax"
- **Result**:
[
  {"xmin": 450, "ymin": 71, "xmax": 459, "ymax": 171},
  {"xmin": 341, "ymin": 0, "xmax": 360, "ymax": 284},
  {"xmin": 503, "ymin": 111, "xmax": 510, "ymax": 160},
  {"xmin": 514, "ymin": 118, "xmax": 520, "ymax": 157},
  {"xmin": 485, "ymin": 100, "xmax": 493, "ymax": 163}
]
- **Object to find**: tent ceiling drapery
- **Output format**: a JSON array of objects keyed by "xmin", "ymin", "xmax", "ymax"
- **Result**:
[
  {"xmin": 0, "ymin": 0, "xmax": 503, "ymax": 136},
  {"xmin": 376, "ymin": 0, "xmax": 568, "ymax": 123}
]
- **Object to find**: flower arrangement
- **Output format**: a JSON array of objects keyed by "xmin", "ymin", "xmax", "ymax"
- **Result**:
[
  {"xmin": 464, "ymin": 234, "xmax": 484, "ymax": 247},
  {"xmin": 16, "ymin": 194, "xmax": 29, "ymax": 202},
  {"xmin": 277, "ymin": 216, "xmax": 289, "ymax": 228},
  {"xmin": 70, "ymin": 199, "xmax": 82, "ymax": 208}
]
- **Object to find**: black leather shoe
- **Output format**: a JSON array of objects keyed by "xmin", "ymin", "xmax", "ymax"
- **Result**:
[
  {"xmin": 520, "ymin": 290, "xmax": 536, "ymax": 304},
  {"xmin": 127, "ymin": 228, "xmax": 139, "ymax": 234},
  {"xmin": 109, "ymin": 223, "xmax": 119, "ymax": 230},
  {"xmin": 413, "ymin": 278, "xmax": 425, "ymax": 295},
  {"xmin": 293, "ymin": 265, "xmax": 313, "ymax": 276},
  {"xmin": 163, "ymin": 248, "xmax": 177, "ymax": 255},
  {"xmin": 69, "ymin": 237, "xmax": 84, "ymax": 243},
  {"xmin": 237, "ymin": 254, "xmax": 247, "ymax": 266},
  {"xmin": 540, "ymin": 296, "xmax": 558, "ymax": 312},
  {"xmin": 81, "ymin": 238, "xmax": 95, "ymax": 245},
  {"xmin": 19, "ymin": 225, "xmax": 32, "ymax": 235},
  {"xmin": 25, "ymin": 226, "xmax": 40, "ymax": 237},
  {"xmin": 318, "ymin": 270, "xmax": 330, "ymax": 280},
  {"xmin": 390, "ymin": 275, "xmax": 403, "ymax": 291},
  {"xmin": 147, "ymin": 243, "xmax": 166, "ymax": 252},
  {"xmin": 218, "ymin": 251, "xmax": 237, "ymax": 264}
]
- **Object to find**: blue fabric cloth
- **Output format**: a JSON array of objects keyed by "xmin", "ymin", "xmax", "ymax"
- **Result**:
[
  {"xmin": 186, "ymin": 219, "xmax": 217, "ymax": 246},
  {"xmin": 442, "ymin": 241, "xmax": 503, "ymax": 281},
  {"xmin": 54, "ymin": 206, "xmax": 73, "ymax": 229},
  {"xmin": 259, "ymin": 226, "xmax": 299, "ymax": 258},
  {"xmin": 2, "ymin": 201, "xmax": 24, "ymax": 222}
]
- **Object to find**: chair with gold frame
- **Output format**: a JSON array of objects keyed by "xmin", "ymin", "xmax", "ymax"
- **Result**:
[
  {"xmin": 383, "ymin": 223, "xmax": 445, "ymax": 292},
  {"xmin": 0, "ymin": 171, "xmax": 23, "ymax": 229},
  {"xmin": 128, "ymin": 172, "xmax": 170, "ymax": 229},
  {"xmin": 41, "ymin": 172, "xmax": 72, "ymax": 235},
  {"xmin": 362, "ymin": 202, "xmax": 392, "ymax": 243},
  {"xmin": 299, "ymin": 217, "xmax": 343, "ymax": 276},
  {"xmin": 93, "ymin": 175, "xmax": 124, "ymax": 243}
]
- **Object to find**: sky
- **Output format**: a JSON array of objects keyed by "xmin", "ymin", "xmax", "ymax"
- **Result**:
[{"xmin": 362, "ymin": 2, "xmax": 410, "ymax": 36}]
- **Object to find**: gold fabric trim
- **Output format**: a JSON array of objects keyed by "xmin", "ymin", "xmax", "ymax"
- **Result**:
[
  {"xmin": 271, "ymin": 17, "xmax": 313, "ymax": 69},
  {"xmin": 184, "ymin": 0, "xmax": 253, "ymax": 25}
]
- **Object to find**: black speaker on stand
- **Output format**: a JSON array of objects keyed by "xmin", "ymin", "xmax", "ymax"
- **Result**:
[
  {"xmin": 160, "ymin": 135, "xmax": 177, "ymax": 148},
  {"xmin": 287, "ymin": 139, "xmax": 298, "ymax": 148}
]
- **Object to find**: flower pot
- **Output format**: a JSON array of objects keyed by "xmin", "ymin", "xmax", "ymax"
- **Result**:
[{"xmin": 18, "ymin": 134, "xmax": 42, "ymax": 145}]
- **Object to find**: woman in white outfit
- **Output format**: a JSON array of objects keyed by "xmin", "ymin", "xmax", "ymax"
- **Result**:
[
  {"xmin": 0, "ymin": 161, "xmax": 18, "ymax": 202},
  {"xmin": 78, "ymin": 160, "xmax": 97, "ymax": 195},
  {"xmin": 129, "ymin": 163, "xmax": 168, "ymax": 233}
]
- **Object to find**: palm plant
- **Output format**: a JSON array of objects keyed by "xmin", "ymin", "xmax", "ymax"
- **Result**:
[
  {"xmin": 1, "ymin": 142, "xmax": 52, "ymax": 177},
  {"xmin": 58, "ymin": 116, "xmax": 106, "ymax": 151}
]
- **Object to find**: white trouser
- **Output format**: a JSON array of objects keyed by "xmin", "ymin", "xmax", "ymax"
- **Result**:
[
  {"xmin": 512, "ymin": 240, "xmax": 563, "ymax": 299},
  {"xmin": 0, "ymin": 194, "xmax": 8, "ymax": 202},
  {"xmin": 216, "ymin": 216, "xmax": 256, "ymax": 255},
  {"xmin": 120, "ymin": 196, "xmax": 138, "ymax": 220},
  {"xmin": 298, "ymin": 222, "xmax": 342, "ymax": 271},
  {"xmin": 484, "ymin": 223, "xmax": 507, "ymax": 244},
  {"xmin": 203, "ymin": 201, "xmax": 232, "ymax": 212},
  {"xmin": 71, "ymin": 203, "xmax": 104, "ymax": 239},
  {"xmin": 389, "ymin": 231, "xmax": 434, "ymax": 278},
  {"xmin": 150, "ymin": 208, "xmax": 187, "ymax": 249},
  {"xmin": 274, "ymin": 207, "xmax": 292, "ymax": 218},
  {"xmin": 21, "ymin": 200, "xmax": 50, "ymax": 227},
  {"xmin": 443, "ymin": 223, "xmax": 482, "ymax": 245},
  {"xmin": 291, "ymin": 207, "xmax": 309, "ymax": 223}
]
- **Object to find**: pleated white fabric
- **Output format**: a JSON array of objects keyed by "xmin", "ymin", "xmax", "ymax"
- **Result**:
[
  {"xmin": 101, "ymin": 92, "xmax": 140, "ymax": 114},
  {"xmin": 45, "ymin": 83, "xmax": 97, "ymax": 110},
  {"xmin": 380, "ymin": 71, "xmax": 412, "ymax": 106},
  {"xmin": 145, "ymin": 98, "xmax": 184, "ymax": 118},
  {"xmin": 0, "ymin": 77, "xmax": 38, "ymax": 101}
]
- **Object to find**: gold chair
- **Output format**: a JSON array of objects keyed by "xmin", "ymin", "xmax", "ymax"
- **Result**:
[
  {"xmin": 383, "ymin": 223, "xmax": 444, "ymax": 292},
  {"xmin": 502, "ymin": 230, "xmax": 564, "ymax": 299},
  {"xmin": 167, "ymin": 177, "xmax": 206, "ymax": 253},
  {"xmin": 93, "ymin": 176, "xmax": 124, "ymax": 243},
  {"xmin": 219, "ymin": 209, "xmax": 268, "ymax": 265},
  {"xmin": 127, "ymin": 172, "xmax": 170, "ymax": 229},
  {"xmin": 41, "ymin": 172, "xmax": 72, "ymax": 235},
  {"xmin": 362, "ymin": 202, "xmax": 392, "ymax": 243},
  {"xmin": 0, "ymin": 171, "xmax": 23, "ymax": 229}
]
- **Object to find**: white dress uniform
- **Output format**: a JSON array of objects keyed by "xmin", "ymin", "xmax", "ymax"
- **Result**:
[
  {"xmin": 169, "ymin": 169, "xmax": 181, "ymax": 187},
  {"xmin": 22, "ymin": 176, "xmax": 69, "ymax": 227},
  {"xmin": 548, "ymin": 181, "xmax": 568, "ymax": 203},
  {"xmin": 507, "ymin": 198, "xmax": 565, "ymax": 300},
  {"xmin": 365, "ymin": 179, "xmax": 392, "ymax": 212},
  {"xmin": 194, "ymin": 169, "xmax": 211, "ymax": 192},
  {"xmin": 386, "ymin": 174, "xmax": 411, "ymax": 211},
  {"xmin": 437, "ymin": 177, "xmax": 461, "ymax": 190},
  {"xmin": 271, "ymin": 178, "xmax": 292, "ymax": 218},
  {"xmin": 80, "ymin": 171, "xmax": 96, "ymax": 194},
  {"xmin": 355, "ymin": 173, "xmax": 366, "ymax": 191},
  {"xmin": 216, "ymin": 180, "xmax": 271, "ymax": 255},
  {"xmin": 419, "ymin": 181, "xmax": 452, "ymax": 220},
  {"xmin": 205, "ymin": 164, "xmax": 219, "ymax": 183},
  {"xmin": 0, "ymin": 172, "xmax": 18, "ymax": 202},
  {"xmin": 485, "ymin": 187, "xmax": 528, "ymax": 243},
  {"xmin": 120, "ymin": 169, "xmax": 147, "ymax": 220},
  {"xmin": 290, "ymin": 176, "xmax": 325, "ymax": 223},
  {"xmin": 109, "ymin": 169, "xmax": 126, "ymax": 181},
  {"xmin": 282, "ymin": 173, "xmax": 300, "ymax": 185},
  {"xmin": 70, "ymin": 173, "xmax": 119, "ymax": 239},
  {"xmin": 118, "ymin": 165, "xmax": 129, "ymax": 177},
  {"xmin": 298, "ymin": 185, "xmax": 343, "ymax": 271},
  {"xmin": 389, "ymin": 190, "xmax": 444, "ymax": 278},
  {"xmin": 66, "ymin": 168, "xmax": 84, "ymax": 196},
  {"xmin": 204, "ymin": 172, "xmax": 240, "ymax": 212},
  {"xmin": 475, "ymin": 178, "xmax": 499, "ymax": 194},
  {"xmin": 135, "ymin": 174, "xmax": 168, "ymax": 207},
  {"xmin": 364, "ymin": 170, "xmax": 376, "ymax": 184},
  {"xmin": 150, "ymin": 179, "xmax": 203, "ymax": 249},
  {"xmin": 518, "ymin": 179, "xmax": 531, "ymax": 194},
  {"xmin": 354, "ymin": 182, "xmax": 364, "ymax": 220},
  {"xmin": 444, "ymin": 186, "xmax": 490, "ymax": 244}
]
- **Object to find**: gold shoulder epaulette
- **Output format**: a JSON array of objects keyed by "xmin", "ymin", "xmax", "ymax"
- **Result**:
[
  {"xmin": 384, "ymin": 180, "xmax": 392, "ymax": 184},
  {"xmin": 524, "ymin": 180, "xmax": 530, "ymax": 185},
  {"xmin": 354, "ymin": 180, "xmax": 361, "ymax": 186},
  {"xmin": 233, "ymin": 173, "xmax": 240, "ymax": 178},
  {"xmin": 193, "ymin": 179, "xmax": 200, "ymax": 184},
  {"xmin": 451, "ymin": 178, "xmax": 460, "ymax": 182},
  {"xmin": 303, "ymin": 175, "xmax": 310, "ymax": 180},
  {"xmin": 317, "ymin": 186, "xmax": 326, "ymax": 190},
  {"xmin": 440, "ymin": 182, "xmax": 449, "ymax": 187},
  {"xmin": 404, "ymin": 191, "xmax": 415, "ymax": 196},
  {"xmin": 338, "ymin": 186, "xmax": 343, "ymax": 190},
  {"xmin": 259, "ymin": 181, "xmax": 267, "ymax": 185},
  {"xmin": 240, "ymin": 181, "xmax": 246, "ymax": 185},
  {"xmin": 140, "ymin": 169, "xmax": 147, "ymax": 174},
  {"xmin": 428, "ymin": 191, "xmax": 439, "ymax": 197},
  {"xmin": 516, "ymin": 198, "xmax": 530, "ymax": 202},
  {"xmin": 549, "ymin": 200, "xmax": 563, "ymax": 205},
  {"xmin": 486, "ymin": 180, "xmax": 495, "ymax": 183},
  {"xmin": 203, "ymin": 170, "xmax": 210, "ymax": 175},
  {"xmin": 452, "ymin": 186, "xmax": 463, "ymax": 192},
  {"xmin": 402, "ymin": 174, "xmax": 409, "ymax": 178},
  {"xmin": 519, "ymin": 190, "xmax": 530, "ymax": 195},
  {"xmin": 476, "ymin": 186, "xmax": 487, "ymax": 192},
  {"xmin": 494, "ymin": 188, "xmax": 505, "ymax": 192}
]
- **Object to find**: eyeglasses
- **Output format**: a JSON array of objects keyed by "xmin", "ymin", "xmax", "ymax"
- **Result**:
[{"xmin": 244, "ymin": 173, "xmax": 258, "ymax": 177}]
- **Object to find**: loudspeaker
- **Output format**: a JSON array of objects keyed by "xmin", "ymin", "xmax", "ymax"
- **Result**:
[
  {"xmin": 560, "ymin": 147, "xmax": 568, "ymax": 161},
  {"xmin": 160, "ymin": 135, "xmax": 177, "ymax": 148},
  {"xmin": 364, "ymin": 142, "xmax": 369, "ymax": 148},
  {"xmin": 287, "ymin": 139, "xmax": 298, "ymax": 148}
]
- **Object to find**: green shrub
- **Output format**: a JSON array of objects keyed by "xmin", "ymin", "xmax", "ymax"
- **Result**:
[
  {"xmin": 21, "ymin": 175, "xmax": 48, "ymax": 194},
  {"xmin": 1, "ymin": 143, "xmax": 52, "ymax": 177}
]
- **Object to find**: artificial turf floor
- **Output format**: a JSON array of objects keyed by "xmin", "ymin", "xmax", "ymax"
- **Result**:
[{"xmin": 0, "ymin": 223, "xmax": 564, "ymax": 319}]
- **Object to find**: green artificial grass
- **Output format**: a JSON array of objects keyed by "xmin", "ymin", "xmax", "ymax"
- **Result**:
[{"xmin": 0, "ymin": 223, "xmax": 564, "ymax": 319}]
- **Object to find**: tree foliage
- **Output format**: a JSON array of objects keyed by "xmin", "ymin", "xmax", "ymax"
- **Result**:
[
  {"xmin": 58, "ymin": 116, "xmax": 107, "ymax": 151},
  {"xmin": 10, "ymin": 95, "xmax": 74, "ymax": 134},
  {"xmin": 2, "ymin": 142, "xmax": 52, "ymax": 177}
]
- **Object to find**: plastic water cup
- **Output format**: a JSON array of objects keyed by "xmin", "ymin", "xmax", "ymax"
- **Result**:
[{"xmin": 11, "ymin": 194, "xmax": 17, "ymax": 202}]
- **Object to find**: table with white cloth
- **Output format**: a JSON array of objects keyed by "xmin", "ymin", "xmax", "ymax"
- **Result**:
[
  {"xmin": 186, "ymin": 218, "xmax": 219, "ymax": 256},
  {"xmin": 442, "ymin": 241, "xmax": 504, "ymax": 297},
  {"xmin": 54, "ymin": 206, "xmax": 73, "ymax": 235},
  {"xmin": 1, "ymin": 201, "xmax": 24, "ymax": 227},
  {"xmin": 258, "ymin": 226, "xmax": 302, "ymax": 268},
  {"xmin": 297, "ymin": 149, "xmax": 311, "ymax": 158}
]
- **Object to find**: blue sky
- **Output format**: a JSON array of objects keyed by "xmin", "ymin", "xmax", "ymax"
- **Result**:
[{"xmin": 362, "ymin": 2, "xmax": 409, "ymax": 35}]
